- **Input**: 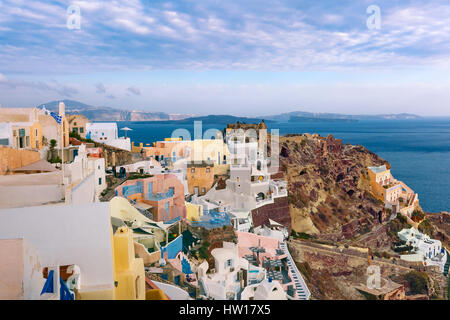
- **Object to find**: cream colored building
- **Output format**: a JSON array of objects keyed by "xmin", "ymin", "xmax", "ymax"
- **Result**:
[
  {"xmin": 0, "ymin": 103, "xmax": 69, "ymax": 149},
  {"xmin": 68, "ymin": 114, "xmax": 89, "ymax": 139}
]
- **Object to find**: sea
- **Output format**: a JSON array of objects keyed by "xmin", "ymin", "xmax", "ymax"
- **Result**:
[{"xmin": 117, "ymin": 118, "xmax": 450, "ymax": 213}]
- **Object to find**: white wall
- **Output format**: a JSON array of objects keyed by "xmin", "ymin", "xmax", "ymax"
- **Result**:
[
  {"xmin": 107, "ymin": 138, "xmax": 131, "ymax": 152},
  {"xmin": 0, "ymin": 122, "xmax": 12, "ymax": 147},
  {"xmin": 22, "ymin": 238, "xmax": 46, "ymax": 300},
  {"xmin": 91, "ymin": 158, "xmax": 106, "ymax": 196},
  {"xmin": 0, "ymin": 202, "xmax": 114, "ymax": 290},
  {"xmin": 152, "ymin": 280, "xmax": 192, "ymax": 300},
  {"xmin": 69, "ymin": 171, "xmax": 96, "ymax": 204},
  {"xmin": 0, "ymin": 184, "xmax": 63, "ymax": 209}
]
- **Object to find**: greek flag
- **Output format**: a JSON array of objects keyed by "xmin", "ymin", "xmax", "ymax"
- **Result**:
[{"xmin": 41, "ymin": 106, "xmax": 62, "ymax": 125}]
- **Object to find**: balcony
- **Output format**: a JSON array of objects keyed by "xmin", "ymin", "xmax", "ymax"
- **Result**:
[{"xmin": 145, "ymin": 189, "xmax": 174, "ymax": 201}]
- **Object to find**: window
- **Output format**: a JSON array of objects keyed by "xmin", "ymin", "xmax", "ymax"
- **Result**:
[
  {"xmin": 226, "ymin": 259, "xmax": 233, "ymax": 268},
  {"xmin": 206, "ymin": 168, "xmax": 210, "ymax": 173},
  {"xmin": 74, "ymin": 122, "xmax": 77, "ymax": 126},
  {"xmin": 73, "ymin": 127, "xmax": 78, "ymax": 133},
  {"xmin": 201, "ymin": 187, "xmax": 206, "ymax": 194},
  {"xmin": 80, "ymin": 128, "xmax": 84, "ymax": 133},
  {"xmin": 98, "ymin": 178, "xmax": 102, "ymax": 185},
  {"xmin": 26, "ymin": 136, "xmax": 30, "ymax": 147},
  {"xmin": 36, "ymin": 140, "xmax": 39, "ymax": 149},
  {"xmin": 35, "ymin": 129, "xmax": 38, "ymax": 136},
  {"xmin": 191, "ymin": 168, "xmax": 195, "ymax": 173}
]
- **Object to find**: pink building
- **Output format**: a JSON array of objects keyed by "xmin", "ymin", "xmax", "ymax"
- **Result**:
[
  {"xmin": 236, "ymin": 231, "xmax": 300, "ymax": 299},
  {"xmin": 115, "ymin": 174, "xmax": 186, "ymax": 222}
]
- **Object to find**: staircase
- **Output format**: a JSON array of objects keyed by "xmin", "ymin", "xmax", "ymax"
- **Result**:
[
  {"xmin": 444, "ymin": 250, "xmax": 450, "ymax": 277},
  {"xmin": 280, "ymin": 241, "xmax": 311, "ymax": 300}
]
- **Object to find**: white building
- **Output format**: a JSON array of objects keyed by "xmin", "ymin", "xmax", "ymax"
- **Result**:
[
  {"xmin": 398, "ymin": 227, "xmax": 447, "ymax": 271},
  {"xmin": 86, "ymin": 122, "xmax": 131, "ymax": 151},
  {"xmin": 64, "ymin": 144, "xmax": 106, "ymax": 203},
  {"xmin": 198, "ymin": 242, "xmax": 266, "ymax": 300},
  {"xmin": 0, "ymin": 202, "xmax": 115, "ymax": 297},
  {"xmin": 0, "ymin": 122, "xmax": 13, "ymax": 147},
  {"xmin": 240, "ymin": 278, "xmax": 287, "ymax": 300}
]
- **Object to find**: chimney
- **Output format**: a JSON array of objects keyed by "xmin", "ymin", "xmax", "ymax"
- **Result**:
[{"xmin": 58, "ymin": 101, "xmax": 65, "ymax": 116}]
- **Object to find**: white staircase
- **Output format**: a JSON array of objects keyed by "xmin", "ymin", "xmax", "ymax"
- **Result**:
[{"xmin": 280, "ymin": 241, "xmax": 311, "ymax": 300}]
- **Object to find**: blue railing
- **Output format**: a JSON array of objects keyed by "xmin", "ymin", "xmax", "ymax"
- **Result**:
[
  {"xmin": 145, "ymin": 189, "xmax": 174, "ymax": 201},
  {"xmin": 190, "ymin": 210, "xmax": 232, "ymax": 229},
  {"xmin": 122, "ymin": 184, "xmax": 143, "ymax": 198}
]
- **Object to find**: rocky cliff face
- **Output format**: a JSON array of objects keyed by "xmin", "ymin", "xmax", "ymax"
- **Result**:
[{"xmin": 278, "ymin": 133, "xmax": 390, "ymax": 241}]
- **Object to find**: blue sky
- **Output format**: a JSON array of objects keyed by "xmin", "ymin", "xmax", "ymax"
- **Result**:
[{"xmin": 0, "ymin": 0, "xmax": 450, "ymax": 116}]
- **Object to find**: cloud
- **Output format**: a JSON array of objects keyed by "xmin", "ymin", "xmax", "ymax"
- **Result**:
[
  {"xmin": 127, "ymin": 86, "xmax": 141, "ymax": 95},
  {"xmin": 95, "ymin": 82, "xmax": 106, "ymax": 94},
  {"xmin": 0, "ymin": 75, "xmax": 78, "ymax": 97},
  {"xmin": 0, "ymin": 0, "xmax": 449, "ymax": 73}
]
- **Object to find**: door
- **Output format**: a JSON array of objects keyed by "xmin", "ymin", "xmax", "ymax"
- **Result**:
[{"xmin": 194, "ymin": 186, "xmax": 199, "ymax": 195}]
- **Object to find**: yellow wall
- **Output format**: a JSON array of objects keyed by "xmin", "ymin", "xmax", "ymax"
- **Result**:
[
  {"xmin": 68, "ymin": 115, "xmax": 89, "ymax": 139},
  {"xmin": 0, "ymin": 146, "xmax": 40, "ymax": 175},
  {"xmin": 186, "ymin": 202, "xmax": 203, "ymax": 221},
  {"xmin": 146, "ymin": 289, "xmax": 168, "ymax": 300},
  {"xmin": 131, "ymin": 142, "xmax": 144, "ymax": 153},
  {"xmin": 76, "ymin": 287, "xmax": 115, "ymax": 300},
  {"xmin": 113, "ymin": 227, "xmax": 146, "ymax": 300},
  {"xmin": 368, "ymin": 169, "xmax": 386, "ymax": 201},
  {"xmin": 29, "ymin": 122, "xmax": 43, "ymax": 150},
  {"xmin": 165, "ymin": 137, "xmax": 182, "ymax": 141},
  {"xmin": 187, "ymin": 164, "xmax": 214, "ymax": 195}
]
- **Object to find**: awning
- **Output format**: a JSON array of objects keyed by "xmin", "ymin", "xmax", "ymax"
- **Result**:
[
  {"xmin": 13, "ymin": 159, "xmax": 58, "ymax": 172},
  {"xmin": 134, "ymin": 202, "xmax": 154, "ymax": 211}
]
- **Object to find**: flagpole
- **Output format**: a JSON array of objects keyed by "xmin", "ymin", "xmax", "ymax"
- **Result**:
[{"xmin": 61, "ymin": 113, "xmax": 65, "ymax": 187}]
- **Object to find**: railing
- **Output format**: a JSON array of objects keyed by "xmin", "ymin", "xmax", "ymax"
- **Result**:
[
  {"xmin": 122, "ymin": 184, "xmax": 143, "ymax": 198},
  {"xmin": 145, "ymin": 189, "xmax": 174, "ymax": 201}
]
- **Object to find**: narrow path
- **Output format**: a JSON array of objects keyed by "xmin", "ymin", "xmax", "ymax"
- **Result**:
[{"xmin": 280, "ymin": 241, "xmax": 311, "ymax": 300}]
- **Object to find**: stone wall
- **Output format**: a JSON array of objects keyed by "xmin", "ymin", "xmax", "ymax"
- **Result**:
[
  {"xmin": 0, "ymin": 146, "xmax": 40, "ymax": 175},
  {"xmin": 251, "ymin": 196, "xmax": 291, "ymax": 231}
]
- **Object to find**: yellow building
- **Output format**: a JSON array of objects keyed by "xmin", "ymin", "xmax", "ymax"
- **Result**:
[
  {"xmin": 368, "ymin": 165, "xmax": 391, "ymax": 201},
  {"xmin": 131, "ymin": 142, "xmax": 144, "ymax": 153},
  {"xmin": 144, "ymin": 138, "xmax": 230, "ymax": 174},
  {"xmin": 0, "ymin": 104, "xmax": 69, "ymax": 148},
  {"xmin": 187, "ymin": 160, "xmax": 215, "ymax": 196},
  {"xmin": 112, "ymin": 226, "xmax": 146, "ymax": 300},
  {"xmin": 68, "ymin": 114, "xmax": 89, "ymax": 139},
  {"xmin": 186, "ymin": 202, "xmax": 203, "ymax": 221},
  {"xmin": 10, "ymin": 122, "xmax": 43, "ymax": 150}
]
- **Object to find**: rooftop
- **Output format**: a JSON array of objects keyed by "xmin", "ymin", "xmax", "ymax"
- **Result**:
[{"xmin": 368, "ymin": 165, "xmax": 388, "ymax": 174}]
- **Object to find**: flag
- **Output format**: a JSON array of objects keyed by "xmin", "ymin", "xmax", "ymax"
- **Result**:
[
  {"xmin": 49, "ymin": 111, "xmax": 62, "ymax": 125},
  {"xmin": 41, "ymin": 106, "xmax": 62, "ymax": 125}
]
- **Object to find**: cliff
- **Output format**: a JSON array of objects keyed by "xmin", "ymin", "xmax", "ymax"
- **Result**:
[{"xmin": 278, "ymin": 133, "xmax": 390, "ymax": 241}]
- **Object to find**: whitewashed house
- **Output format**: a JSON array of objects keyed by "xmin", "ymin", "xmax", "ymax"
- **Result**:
[
  {"xmin": 86, "ymin": 122, "xmax": 131, "ymax": 151},
  {"xmin": 398, "ymin": 227, "xmax": 447, "ymax": 271}
]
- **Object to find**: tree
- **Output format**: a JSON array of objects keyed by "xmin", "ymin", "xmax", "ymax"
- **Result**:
[{"xmin": 50, "ymin": 139, "xmax": 57, "ymax": 150}]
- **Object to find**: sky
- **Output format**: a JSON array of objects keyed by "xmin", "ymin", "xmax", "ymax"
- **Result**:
[{"xmin": 0, "ymin": 0, "xmax": 450, "ymax": 116}]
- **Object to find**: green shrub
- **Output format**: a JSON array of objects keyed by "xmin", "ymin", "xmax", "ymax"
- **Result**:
[{"xmin": 404, "ymin": 271, "xmax": 428, "ymax": 295}]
